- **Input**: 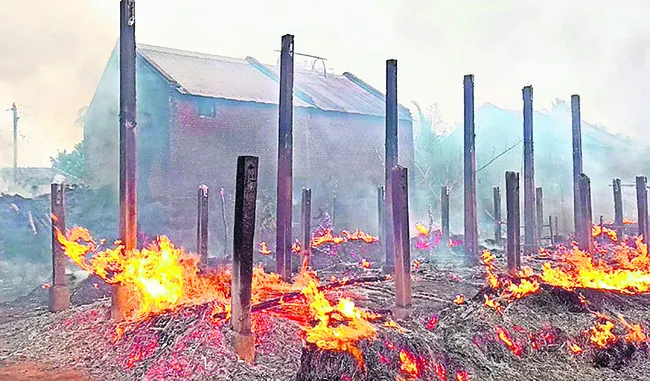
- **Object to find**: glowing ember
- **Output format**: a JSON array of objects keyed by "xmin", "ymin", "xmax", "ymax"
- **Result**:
[
  {"xmin": 360, "ymin": 258, "xmax": 371, "ymax": 269},
  {"xmin": 292, "ymin": 240, "xmax": 302, "ymax": 253},
  {"xmin": 425, "ymin": 315, "xmax": 439, "ymax": 331},
  {"xmin": 398, "ymin": 349, "xmax": 421, "ymax": 378},
  {"xmin": 41, "ymin": 283, "xmax": 51, "ymax": 289},
  {"xmin": 259, "ymin": 241, "xmax": 272, "ymax": 255},
  {"xmin": 433, "ymin": 361, "xmax": 447, "ymax": 380},
  {"xmin": 453, "ymin": 294, "xmax": 466, "ymax": 305},
  {"xmin": 415, "ymin": 222, "xmax": 429, "ymax": 236},
  {"xmin": 413, "ymin": 259, "xmax": 421, "ymax": 270},
  {"xmin": 568, "ymin": 342, "xmax": 583, "ymax": 354},
  {"xmin": 455, "ymin": 369, "xmax": 469, "ymax": 381},
  {"xmin": 623, "ymin": 218, "xmax": 636, "ymax": 225},
  {"xmin": 495, "ymin": 326, "xmax": 522, "ymax": 356},
  {"xmin": 588, "ymin": 321, "xmax": 618, "ymax": 348}
]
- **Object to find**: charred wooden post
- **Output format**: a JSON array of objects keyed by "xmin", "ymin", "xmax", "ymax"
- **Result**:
[
  {"xmin": 522, "ymin": 86, "xmax": 537, "ymax": 253},
  {"xmin": 391, "ymin": 165, "xmax": 411, "ymax": 318},
  {"xmin": 300, "ymin": 188, "xmax": 312, "ymax": 270},
  {"xmin": 49, "ymin": 180, "xmax": 70, "ymax": 312},
  {"xmin": 276, "ymin": 34, "xmax": 294, "ymax": 281},
  {"xmin": 377, "ymin": 186, "xmax": 385, "ymax": 246},
  {"xmin": 636, "ymin": 176, "xmax": 648, "ymax": 244},
  {"xmin": 463, "ymin": 74, "xmax": 479, "ymax": 264},
  {"xmin": 113, "ymin": 0, "xmax": 138, "ymax": 321},
  {"xmin": 598, "ymin": 215, "xmax": 605, "ymax": 244},
  {"xmin": 549, "ymin": 215, "xmax": 555, "ymax": 245},
  {"xmin": 493, "ymin": 186, "xmax": 502, "ymax": 245},
  {"xmin": 536, "ymin": 187, "xmax": 544, "ymax": 243},
  {"xmin": 197, "ymin": 184, "xmax": 209, "ymax": 265},
  {"xmin": 577, "ymin": 174, "xmax": 593, "ymax": 251},
  {"xmin": 505, "ymin": 172, "xmax": 520, "ymax": 272},
  {"xmin": 384, "ymin": 59, "xmax": 398, "ymax": 273},
  {"xmin": 231, "ymin": 156, "xmax": 259, "ymax": 364},
  {"xmin": 441, "ymin": 185, "xmax": 450, "ymax": 245},
  {"xmin": 613, "ymin": 178, "xmax": 624, "ymax": 240},
  {"xmin": 571, "ymin": 95, "xmax": 583, "ymax": 235}
]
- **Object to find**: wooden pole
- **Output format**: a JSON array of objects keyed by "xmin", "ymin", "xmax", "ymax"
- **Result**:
[
  {"xmin": 391, "ymin": 165, "xmax": 411, "ymax": 319},
  {"xmin": 598, "ymin": 215, "xmax": 604, "ymax": 244},
  {"xmin": 613, "ymin": 178, "xmax": 623, "ymax": 240},
  {"xmin": 276, "ymin": 34, "xmax": 294, "ymax": 280},
  {"xmin": 378, "ymin": 186, "xmax": 385, "ymax": 246},
  {"xmin": 231, "ymin": 156, "xmax": 259, "ymax": 364},
  {"xmin": 441, "ymin": 185, "xmax": 450, "ymax": 246},
  {"xmin": 197, "ymin": 184, "xmax": 209, "ymax": 265},
  {"xmin": 49, "ymin": 180, "xmax": 70, "ymax": 312},
  {"xmin": 577, "ymin": 174, "xmax": 593, "ymax": 251},
  {"xmin": 113, "ymin": 0, "xmax": 138, "ymax": 321},
  {"xmin": 571, "ymin": 95, "xmax": 583, "ymax": 235},
  {"xmin": 300, "ymin": 188, "xmax": 312, "ymax": 271},
  {"xmin": 493, "ymin": 186, "xmax": 502, "ymax": 245},
  {"xmin": 463, "ymin": 74, "xmax": 478, "ymax": 264},
  {"xmin": 636, "ymin": 176, "xmax": 648, "ymax": 244},
  {"xmin": 549, "ymin": 215, "xmax": 555, "ymax": 245},
  {"xmin": 536, "ymin": 187, "xmax": 543, "ymax": 243},
  {"xmin": 506, "ymin": 172, "xmax": 520, "ymax": 272},
  {"xmin": 522, "ymin": 86, "xmax": 537, "ymax": 253},
  {"xmin": 384, "ymin": 59, "xmax": 398, "ymax": 273}
]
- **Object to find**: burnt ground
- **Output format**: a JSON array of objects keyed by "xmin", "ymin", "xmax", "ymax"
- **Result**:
[{"xmin": 1, "ymin": 249, "xmax": 650, "ymax": 381}]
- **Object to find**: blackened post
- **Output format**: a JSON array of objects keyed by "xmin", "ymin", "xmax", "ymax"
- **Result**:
[
  {"xmin": 636, "ymin": 176, "xmax": 648, "ymax": 244},
  {"xmin": 49, "ymin": 180, "xmax": 70, "ymax": 312},
  {"xmin": 441, "ymin": 185, "xmax": 450, "ymax": 245},
  {"xmin": 522, "ymin": 86, "xmax": 536, "ymax": 254},
  {"xmin": 114, "ymin": 0, "xmax": 137, "ymax": 321},
  {"xmin": 384, "ymin": 59, "xmax": 398, "ymax": 273},
  {"xmin": 378, "ymin": 186, "xmax": 385, "ymax": 245},
  {"xmin": 506, "ymin": 172, "xmax": 520, "ymax": 272},
  {"xmin": 613, "ymin": 178, "xmax": 623, "ymax": 240},
  {"xmin": 197, "ymin": 184, "xmax": 209, "ymax": 265},
  {"xmin": 536, "ymin": 187, "xmax": 544, "ymax": 243},
  {"xmin": 391, "ymin": 166, "xmax": 411, "ymax": 319},
  {"xmin": 577, "ymin": 174, "xmax": 593, "ymax": 251},
  {"xmin": 598, "ymin": 215, "xmax": 604, "ymax": 244},
  {"xmin": 571, "ymin": 95, "xmax": 583, "ymax": 235},
  {"xmin": 549, "ymin": 215, "xmax": 555, "ymax": 245},
  {"xmin": 231, "ymin": 156, "xmax": 259, "ymax": 364},
  {"xmin": 300, "ymin": 188, "xmax": 312, "ymax": 271},
  {"xmin": 464, "ymin": 75, "xmax": 479, "ymax": 264},
  {"xmin": 276, "ymin": 34, "xmax": 294, "ymax": 280},
  {"xmin": 493, "ymin": 187, "xmax": 502, "ymax": 245}
]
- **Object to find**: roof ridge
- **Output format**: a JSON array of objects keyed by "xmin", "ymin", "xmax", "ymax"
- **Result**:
[{"xmin": 137, "ymin": 43, "xmax": 248, "ymax": 63}]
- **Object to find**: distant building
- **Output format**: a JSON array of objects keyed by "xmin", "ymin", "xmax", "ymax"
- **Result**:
[{"xmin": 84, "ymin": 44, "xmax": 413, "ymax": 253}]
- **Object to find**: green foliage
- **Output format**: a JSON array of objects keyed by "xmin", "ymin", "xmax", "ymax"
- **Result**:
[{"xmin": 50, "ymin": 141, "xmax": 86, "ymax": 182}]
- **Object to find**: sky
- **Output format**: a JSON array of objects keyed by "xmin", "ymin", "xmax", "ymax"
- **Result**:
[{"xmin": 0, "ymin": 0, "xmax": 648, "ymax": 167}]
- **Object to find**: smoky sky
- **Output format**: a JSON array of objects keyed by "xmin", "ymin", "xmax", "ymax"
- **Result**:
[{"xmin": 0, "ymin": 0, "xmax": 648, "ymax": 167}]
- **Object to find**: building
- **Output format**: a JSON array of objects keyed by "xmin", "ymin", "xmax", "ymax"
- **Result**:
[{"xmin": 84, "ymin": 43, "xmax": 413, "ymax": 254}]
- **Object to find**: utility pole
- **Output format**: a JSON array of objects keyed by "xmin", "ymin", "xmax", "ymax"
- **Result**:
[{"xmin": 11, "ymin": 103, "xmax": 18, "ymax": 183}]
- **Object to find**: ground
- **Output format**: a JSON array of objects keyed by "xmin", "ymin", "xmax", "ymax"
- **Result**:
[{"xmin": 1, "ymin": 249, "xmax": 649, "ymax": 381}]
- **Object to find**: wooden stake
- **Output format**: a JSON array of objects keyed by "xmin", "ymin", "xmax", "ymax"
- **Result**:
[
  {"xmin": 384, "ymin": 59, "xmax": 398, "ymax": 273},
  {"xmin": 276, "ymin": 34, "xmax": 294, "ymax": 280},
  {"xmin": 506, "ymin": 172, "xmax": 520, "ymax": 272},
  {"xmin": 114, "ymin": 0, "xmax": 138, "ymax": 321},
  {"xmin": 378, "ymin": 186, "xmax": 385, "ymax": 247},
  {"xmin": 463, "ymin": 74, "xmax": 479, "ymax": 264},
  {"xmin": 391, "ymin": 165, "xmax": 411, "ymax": 318},
  {"xmin": 571, "ymin": 95, "xmax": 583, "ymax": 235},
  {"xmin": 549, "ymin": 215, "xmax": 555, "ymax": 245},
  {"xmin": 636, "ymin": 176, "xmax": 648, "ymax": 244},
  {"xmin": 613, "ymin": 178, "xmax": 623, "ymax": 240},
  {"xmin": 441, "ymin": 185, "xmax": 450, "ymax": 245},
  {"xmin": 231, "ymin": 156, "xmax": 259, "ymax": 364},
  {"xmin": 300, "ymin": 188, "xmax": 312, "ymax": 271},
  {"xmin": 522, "ymin": 86, "xmax": 537, "ymax": 253},
  {"xmin": 577, "ymin": 174, "xmax": 593, "ymax": 251},
  {"xmin": 493, "ymin": 186, "xmax": 502, "ymax": 245},
  {"xmin": 49, "ymin": 180, "xmax": 70, "ymax": 312},
  {"xmin": 536, "ymin": 187, "xmax": 544, "ymax": 243},
  {"xmin": 197, "ymin": 184, "xmax": 209, "ymax": 265}
]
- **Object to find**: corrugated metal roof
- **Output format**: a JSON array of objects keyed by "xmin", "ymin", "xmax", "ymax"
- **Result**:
[{"xmin": 137, "ymin": 44, "xmax": 411, "ymax": 120}]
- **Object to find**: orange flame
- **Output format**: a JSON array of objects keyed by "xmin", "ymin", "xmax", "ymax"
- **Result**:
[
  {"xmin": 292, "ymin": 240, "xmax": 302, "ymax": 253},
  {"xmin": 259, "ymin": 241, "xmax": 272, "ymax": 255},
  {"xmin": 588, "ymin": 321, "xmax": 618, "ymax": 348},
  {"xmin": 453, "ymin": 294, "xmax": 466, "ymax": 305},
  {"xmin": 398, "ymin": 349, "xmax": 421, "ymax": 378},
  {"xmin": 483, "ymin": 294, "xmax": 502, "ymax": 313},
  {"xmin": 592, "ymin": 225, "xmax": 618, "ymax": 242},
  {"xmin": 360, "ymin": 258, "xmax": 371, "ymax": 269},
  {"xmin": 342, "ymin": 229, "xmax": 379, "ymax": 244},
  {"xmin": 568, "ymin": 342, "xmax": 583, "ymax": 354},
  {"xmin": 415, "ymin": 222, "xmax": 429, "ymax": 236},
  {"xmin": 495, "ymin": 326, "xmax": 522, "ymax": 356},
  {"xmin": 413, "ymin": 259, "xmax": 421, "ymax": 270}
]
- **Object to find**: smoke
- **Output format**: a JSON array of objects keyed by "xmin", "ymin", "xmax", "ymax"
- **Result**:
[{"xmin": 0, "ymin": 0, "xmax": 114, "ymax": 167}]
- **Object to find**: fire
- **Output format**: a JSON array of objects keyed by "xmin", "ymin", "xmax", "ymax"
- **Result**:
[
  {"xmin": 292, "ymin": 240, "xmax": 302, "ymax": 253},
  {"xmin": 618, "ymin": 315, "xmax": 647, "ymax": 344},
  {"xmin": 495, "ymin": 326, "xmax": 522, "ymax": 356},
  {"xmin": 623, "ymin": 218, "xmax": 636, "ymax": 225},
  {"xmin": 425, "ymin": 315, "xmax": 439, "ymax": 331},
  {"xmin": 311, "ymin": 229, "xmax": 347, "ymax": 247},
  {"xmin": 415, "ymin": 222, "xmax": 429, "ymax": 236},
  {"xmin": 259, "ymin": 241, "xmax": 272, "ymax": 255},
  {"xmin": 299, "ymin": 278, "xmax": 377, "ymax": 367},
  {"xmin": 342, "ymin": 229, "xmax": 379, "ymax": 244},
  {"xmin": 455, "ymin": 369, "xmax": 469, "ymax": 381},
  {"xmin": 483, "ymin": 294, "xmax": 502, "ymax": 313},
  {"xmin": 41, "ymin": 283, "xmax": 51, "ymax": 289},
  {"xmin": 398, "ymin": 349, "xmax": 421, "ymax": 378},
  {"xmin": 360, "ymin": 258, "xmax": 370, "ymax": 269},
  {"xmin": 568, "ymin": 342, "xmax": 583, "ymax": 354},
  {"xmin": 503, "ymin": 277, "xmax": 540, "ymax": 299},
  {"xmin": 413, "ymin": 259, "xmax": 421, "ymax": 270},
  {"xmin": 588, "ymin": 321, "xmax": 617, "ymax": 348},
  {"xmin": 433, "ymin": 361, "xmax": 446, "ymax": 380},
  {"xmin": 592, "ymin": 225, "xmax": 618, "ymax": 242},
  {"xmin": 453, "ymin": 294, "xmax": 465, "ymax": 305}
]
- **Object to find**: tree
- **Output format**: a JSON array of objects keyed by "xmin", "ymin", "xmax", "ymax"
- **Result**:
[{"xmin": 50, "ymin": 141, "xmax": 85, "ymax": 182}]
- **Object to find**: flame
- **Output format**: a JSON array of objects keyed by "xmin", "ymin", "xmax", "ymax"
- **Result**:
[
  {"xmin": 495, "ymin": 326, "xmax": 522, "ymax": 356},
  {"xmin": 41, "ymin": 283, "xmax": 51, "ymax": 289},
  {"xmin": 453, "ymin": 294, "xmax": 466, "ymax": 305},
  {"xmin": 618, "ymin": 315, "xmax": 647, "ymax": 344},
  {"xmin": 299, "ymin": 278, "xmax": 377, "ymax": 367},
  {"xmin": 415, "ymin": 222, "xmax": 429, "ymax": 236},
  {"xmin": 342, "ymin": 229, "xmax": 379, "ymax": 244},
  {"xmin": 292, "ymin": 240, "xmax": 301, "ymax": 253},
  {"xmin": 311, "ymin": 229, "xmax": 347, "ymax": 247},
  {"xmin": 384, "ymin": 319, "xmax": 405, "ymax": 332},
  {"xmin": 259, "ymin": 241, "xmax": 272, "ymax": 255},
  {"xmin": 623, "ymin": 218, "xmax": 636, "ymax": 225},
  {"xmin": 413, "ymin": 259, "xmax": 421, "ymax": 270},
  {"xmin": 360, "ymin": 259, "xmax": 371, "ymax": 269},
  {"xmin": 588, "ymin": 321, "xmax": 618, "ymax": 348},
  {"xmin": 483, "ymin": 294, "xmax": 502, "ymax": 313},
  {"xmin": 592, "ymin": 225, "xmax": 618, "ymax": 242},
  {"xmin": 455, "ymin": 369, "xmax": 469, "ymax": 381},
  {"xmin": 398, "ymin": 349, "xmax": 421, "ymax": 378},
  {"xmin": 568, "ymin": 342, "xmax": 583, "ymax": 354},
  {"xmin": 503, "ymin": 278, "xmax": 540, "ymax": 299}
]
